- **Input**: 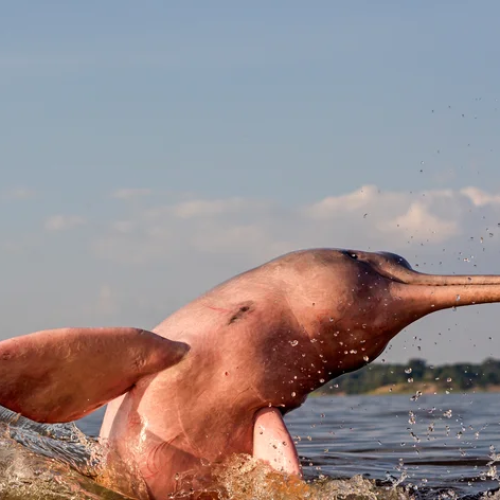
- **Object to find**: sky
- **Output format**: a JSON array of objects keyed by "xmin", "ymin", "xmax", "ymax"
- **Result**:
[{"xmin": 1, "ymin": 2, "xmax": 500, "ymax": 365}]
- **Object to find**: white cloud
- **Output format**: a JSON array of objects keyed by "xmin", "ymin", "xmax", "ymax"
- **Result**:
[
  {"xmin": 112, "ymin": 220, "xmax": 136, "ymax": 233},
  {"xmin": 73, "ymin": 284, "xmax": 121, "ymax": 321},
  {"xmin": 92, "ymin": 224, "xmax": 172, "ymax": 264},
  {"xmin": 380, "ymin": 202, "xmax": 460, "ymax": 243},
  {"xmin": 2, "ymin": 188, "xmax": 36, "ymax": 201},
  {"xmin": 96, "ymin": 284, "xmax": 118, "ymax": 315},
  {"xmin": 90, "ymin": 186, "xmax": 500, "ymax": 267},
  {"xmin": 172, "ymin": 198, "xmax": 269, "ymax": 219},
  {"xmin": 191, "ymin": 223, "xmax": 291, "ymax": 258},
  {"xmin": 303, "ymin": 187, "xmax": 465, "ymax": 247},
  {"xmin": 304, "ymin": 185, "xmax": 382, "ymax": 217},
  {"xmin": 111, "ymin": 188, "xmax": 152, "ymax": 200},
  {"xmin": 44, "ymin": 215, "xmax": 87, "ymax": 232},
  {"xmin": 5, "ymin": 184, "xmax": 500, "ymax": 365},
  {"xmin": 460, "ymin": 187, "xmax": 500, "ymax": 207}
]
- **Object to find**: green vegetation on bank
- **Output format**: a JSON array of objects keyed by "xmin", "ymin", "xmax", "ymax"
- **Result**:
[{"xmin": 316, "ymin": 358, "xmax": 500, "ymax": 395}]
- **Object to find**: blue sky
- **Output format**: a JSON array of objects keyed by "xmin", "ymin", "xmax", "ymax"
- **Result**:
[{"xmin": 1, "ymin": 2, "xmax": 500, "ymax": 365}]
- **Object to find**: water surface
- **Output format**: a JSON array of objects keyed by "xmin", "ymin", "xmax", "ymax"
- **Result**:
[{"xmin": 2, "ymin": 392, "xmax": 500, "ymax": 499}]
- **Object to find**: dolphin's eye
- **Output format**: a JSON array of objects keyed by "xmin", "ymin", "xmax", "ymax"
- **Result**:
[{"xmin": 342, "ymin": 250, "xmax": 359, "ymax": 261}]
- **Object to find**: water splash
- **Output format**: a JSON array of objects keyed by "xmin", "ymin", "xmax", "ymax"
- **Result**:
[
  {"xmin": 210, "ymin": 455, "xmax": 413, "ymax": 500},
  {"xmin": 0, "ymin": 406, "xmax": 142, "ymax": 500}
]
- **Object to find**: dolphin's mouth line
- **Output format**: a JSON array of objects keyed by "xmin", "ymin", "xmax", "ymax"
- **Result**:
[
  {"xmin": 373, "ymin": 265, "xmax": 489, "ymax": 287},
  {"xmin": 373, "ymin": 268, "xmax": 407, "ymax": 285}
]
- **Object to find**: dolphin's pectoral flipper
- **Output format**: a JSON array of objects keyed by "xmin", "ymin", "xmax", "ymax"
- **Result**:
[
  {"xmin": 253, "ymin": 407, "xmax": 303, "ymax": 478},
  {"xmin": 0, "ymin": 327, "xmax": 189, "ymax": 423}
]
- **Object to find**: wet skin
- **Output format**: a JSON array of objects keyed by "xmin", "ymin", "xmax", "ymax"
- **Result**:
[
  {"xmin": 3, "ymin": 248, "xmax": 500, "ymax": 499},
  {"xmin": 99, "ymin": 249, "xmax": 500, "ymax": 498}
]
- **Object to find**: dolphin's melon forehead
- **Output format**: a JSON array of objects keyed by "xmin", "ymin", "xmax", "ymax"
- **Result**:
[
  {"xmin": 372, "ymin": 251, "xmax": 413, "ymax": 270},
  {"xmin": 255, "ymin": 249, "xmax": 357, "ymax": 280},
  {"xmin": 263, "ymin": 248, "xmax": 415, "ymax": 277},
  {"xmin": 222, "ymin": 248, "xmax": 415, "ymax": 291},
  {"xmin": 267, "ymin": 248, "xmax": 347, "ymax": 265}
]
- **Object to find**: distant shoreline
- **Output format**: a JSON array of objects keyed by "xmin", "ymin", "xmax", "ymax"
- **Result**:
[
  {"xmin": 313, "ymin": 358, "xmax": 500, "ymax": 397},
  {"xmin": 315, "ymin": 382, "xmax": 500, "ymax": 397}
]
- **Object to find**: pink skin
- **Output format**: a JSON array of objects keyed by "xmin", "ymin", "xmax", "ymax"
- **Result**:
[
  {"xmin": 0, "ymin": 327, "xmax": 188, "ymax": 423},
  {"xmin": 3, "ymin": 248, "xmax": 500, "ymax": 498},
  {"xmin": 253, "ymin": 407, "xmax": 302, "ymax": 477}
]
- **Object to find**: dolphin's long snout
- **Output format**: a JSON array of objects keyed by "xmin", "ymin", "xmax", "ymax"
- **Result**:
[
  {"xmin": 363, "ymin": 251, "xmax": 500, "ymax": 316},
  {"xmin": 369, "ymin": 251, "xmax": 500, "ymax": 287},
  {"xmin": 396, "ymin": 269, "xmax": 500, "ymax": 286},
  {"xmin": 391, "ymin": 269, "xmax": 500, "ymax": 317}
]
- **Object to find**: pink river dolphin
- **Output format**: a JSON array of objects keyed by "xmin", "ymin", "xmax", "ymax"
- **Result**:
[{"xmin": 1, "ymin": 248, "xmax": 500, "ymax": 498}]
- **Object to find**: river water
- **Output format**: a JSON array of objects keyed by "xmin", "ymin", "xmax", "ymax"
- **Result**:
[{"xmin": 1, "ymin": 392, "xmax": 500, "ymax": 499}]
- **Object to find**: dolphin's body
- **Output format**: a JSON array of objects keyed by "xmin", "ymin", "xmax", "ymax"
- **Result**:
[{"xmin": 2, "ymin": 248, "xmax": 500, "ymax": 498}]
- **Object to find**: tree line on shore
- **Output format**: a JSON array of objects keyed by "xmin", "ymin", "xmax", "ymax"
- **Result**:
[{"xmin": 317, "ymin": 358, "xmax": 500, "ymax": 395}]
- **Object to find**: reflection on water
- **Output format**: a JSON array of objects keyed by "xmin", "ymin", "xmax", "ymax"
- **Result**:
[
  {"xmin": 287, "ymin": 394, "xmax": 500, "ymax": 496},
  {"xmin": 1, "ymin": 393, "xmax": 500, "ymax": 499},
  {"xmin": 284, "ymin": 393, "xmax": 500, "ymax": 498}
]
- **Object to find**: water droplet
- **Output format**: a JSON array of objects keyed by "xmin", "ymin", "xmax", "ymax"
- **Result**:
[
  {"xmin": 291, "ymin": 392, "xmax": 296, "ymax": 397},
  {"xmin": 410, "ymin": 391, "xmax": 423, "ymax": 402},
  {"xmin": 289, "ymin": 340, "xmax": 299, "ymax": 347},
  {"xmin": 363, "ymin": 355, "xmax": 370, "ymax": 362}
]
